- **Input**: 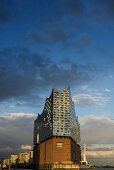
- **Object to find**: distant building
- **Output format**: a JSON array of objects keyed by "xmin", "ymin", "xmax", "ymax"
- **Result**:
[
  {"xmin": 80, "ymin": 143, "xmax": 88, "ymax": 165},
  {"xmin": 80, "ymin": 143, "xmax": 94, "ymax": 169},
  {"xmin": 3, "ymin": 159, "xmax": 10, "ymax": 166},
  {"xmin": 25, "ymin": 150, "xmax": 33, "ymax": 164},
  {"xmin": 11, "ymin": 155, "xmax": 18, "ymax": 164},
  {"xmin": 2, "ymin": 151, "xmax": 33, "ymax": 168},
  {"xmin": 18, "ymin": 151, "xmax": 33, "ymax": 165},
  {"xmin": 18, "ymin": 152, "xmax": 26, "ymax": 164},
  {"xmin": 25, "ymin": 152, "xmax": 30, "ymax": 163},
  {"xmin": 28, "ymin": 150, "xmax": 33, "ymax": 164},
  {"xmin": 33, "ymin": 86, "xmax": 81, "ymax": 169}
]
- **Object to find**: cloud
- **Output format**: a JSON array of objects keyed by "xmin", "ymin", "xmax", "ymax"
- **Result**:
[
  {"xmin": 96, "ymin": 47, "xmax": 107, "ymax": 56},
  {"xmin": 109, "ymin": 75, "xmax": 113, "ymax": 79},
  {"xmin": 95, "ymin": 92, "xmax": 103, "ymax": 96},
  {"xmin": 87, "ymin": 150, "xmax": 114, "ymax": 159},
  {"xmin": 0, "ymin": 113, "xmax": 36, "ymax": 121},
  {"xmin": 82, "ymin": 87, "xmax": 113, "ymax": 94},
  {"xmin": 73, "ymin": 94, "xmax": 109, "ymax": 106},
  {"xmin": 0, "ymin": 113, "xmax": 36, "ymax": 157},
  {"xmin": 21, "ymin": 145, "xmax": 32, "ymax": 150},
  {"xmin": 87, "ymin": 144, "xmax": 114, "ymax": 151},
  {"xmin": 10, "ymin": 113, "xmax": 36, "ymax": 118},
  {"xmin": 73, "ymin": 33, "xmax": 92, "ymax": 51},
  {"xmin": 80, "ymin": 115, "xmax": 114, "ymax": 146},
  {"xmin": 28, "ymin": 24, "xmax": 92, "ymax": 52},
  {"xmin": 103, "ymin": 88, "xmax": 111, "ymax": 92},
  {"xmin": 81, "ymin": 85, "xmax": 88, "ymax": 90},
  {"xmin": 101, "ymin": 0, "xmax": 114, "ymax": 20},
  {"xmin": 85, "ymin": 0, "xmax": 114, "ymax": 25},
  {"xmin": 0, "ymin": 0, "xmax": 11, "ymax": 23},
  {"xmin": 80, "ymin": 115, "xmax": 114, "ymax": 165},
  {"xmin": 58, "ymin": 0, "xmax": 84, "ymax": 18},
  {"xmin": 28, "ymin": 21, "xmax": 70, "ymax": 45},
  {"xmin": 15, "ymin": 94, "xmax": 43, "ymax": 108},
  {"xmin": 88, "ymin": 147, "xmax": 113, "ymax": 151},
  {"xmin": 26, "ymin": 0, "xmax": 84, "ymax": 46},
  {"xmin": 46, "ymin": 22, "xmax": 68, "ymax": 43},
  {"xmin": 0, "ymin": 45, "xmax": 99, "ymax": 104},
  {"xmin": 0, "ymin": 105, "xmax": 16, "ymax": 109},
  {"xmin": 28, "ymin": 29, "xmax": 45, "ymax": 44},
  {"xmin": 87, "ymin": 88, "xmax": 99, "ymax": 92},
  {"xmin": 0, "ymin": 46, "xmax": 50, "ymax": 102}
]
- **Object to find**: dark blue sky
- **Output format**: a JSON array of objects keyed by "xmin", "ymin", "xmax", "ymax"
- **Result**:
[{"xmin": 0, "ymin": 0, "xmax": 114, "ymax": 165}]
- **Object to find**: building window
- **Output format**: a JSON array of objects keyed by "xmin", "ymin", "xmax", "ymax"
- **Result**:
[{"xmin": 57, "ymin": 142, "xmax": 63, "ymax": 147}]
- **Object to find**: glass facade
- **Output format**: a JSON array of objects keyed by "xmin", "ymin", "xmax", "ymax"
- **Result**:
[{"xmin": 34, "ymin": 86, "xmax": 80, "ymax": 145}]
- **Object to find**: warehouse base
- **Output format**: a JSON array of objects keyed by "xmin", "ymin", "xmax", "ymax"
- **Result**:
[
  {"xmin": 38, "ymin": 162, "xmax": 79, "ymax": 170},
  {"xmin": 33, "ymin": 136, "xmax": 81, "ymax": 170}
]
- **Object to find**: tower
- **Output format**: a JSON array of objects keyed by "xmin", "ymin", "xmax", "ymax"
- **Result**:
[
  {"xmin": 33, "ymin": 86, "xmax": 81, "ymax": 169},
  {"xmin": 80, "ymin": 143, "xmax": 88, "ymax": 166},
  {"xmin": 83, "ymin": 143, "xmax": 87, "ymax": 162}
]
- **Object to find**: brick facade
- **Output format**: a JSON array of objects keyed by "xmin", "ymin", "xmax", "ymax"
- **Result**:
[{"xmin": 33, "ymin": 137, "xmax": 81, "ymax": 168}]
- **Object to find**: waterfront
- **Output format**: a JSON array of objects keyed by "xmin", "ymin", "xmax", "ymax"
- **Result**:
[
  {"xmin": 8, "ymin": 168, "xmax": 114, "ymax": 170},
  {"xmin": 95, "ymin": 169, "xmax": 114, "ymax": 170}
]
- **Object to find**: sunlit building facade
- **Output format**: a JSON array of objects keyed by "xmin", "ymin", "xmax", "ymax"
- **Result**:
[
  {"xmin": 11, "ymin": 155, "xmax": 18, "ymax": 164},
  {"xmin": 33, "ymin": 86, "xmax": 81, "ymax": 169},
  {"xmin": 3, "ymin": 159, "xmax": 10, "ymax": 166},
  {"xmin": 34, "ymin": 86, "xmax": 80, "ymax": 145},
  {"xmin": 18, "ymin": 151, "xmax": 33, "ymax": 164}
]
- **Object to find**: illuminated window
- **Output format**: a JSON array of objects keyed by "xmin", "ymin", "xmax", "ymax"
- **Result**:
[{"xmin": 57, "ymin": 142, "xmax": 63, "ymax": 147}]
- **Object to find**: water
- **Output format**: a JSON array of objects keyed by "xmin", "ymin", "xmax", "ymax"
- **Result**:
[
  {"xmin": 11, "ymin": 168, "xmax": 114, "ymax": 170},
  {"xmin": 85, "ymin": 169, "xmax": 114, "ymax": 170},
  {"xmin": 94, "ymin": 169, "xmax": 114, "ymax": 170}
]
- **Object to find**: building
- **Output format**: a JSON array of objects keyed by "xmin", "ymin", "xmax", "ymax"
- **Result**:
[
  {"xmin": 1, "ymin": 151, "xmax": 33, "ymax": 168},
  {"xmin": 28, "ymin": 150, "xmax": 33, "ymax": 164},
  {"xmin": 25, "ymin": 150, "xmax": 33, "ymax": 164},
  {"xmin": 33, "ymin": 86, "xmax": 81, "ymax": 169},
  {"xmin": 80, "ymin": 143, "xmax": 88, "ymax": 165},
  {"xmin": 3, "ymin": 159, "xmax": 10, "ymax": 166},
  {"xmin": 11, "ymin": 155, "xmax": 18, "ymax": 165},
  {"xmin": 80, "ymin": 143, "xmax": 94, "ymax": 169},
  {"xmin": 18, "ymin": 151, "xmax": 33, "ymax": 165},
  {"xmin": 34, "ymin": 86, "xmax": 80, "ymax": 144},
  {"xmin": 18, "ymin": 152, "xmax": 27, "ymax": 164}
]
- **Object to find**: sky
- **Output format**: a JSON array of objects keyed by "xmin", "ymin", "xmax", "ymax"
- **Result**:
[{"xmin": 0, "ymin": 0, "xmax": 114, "ymax": 166}]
